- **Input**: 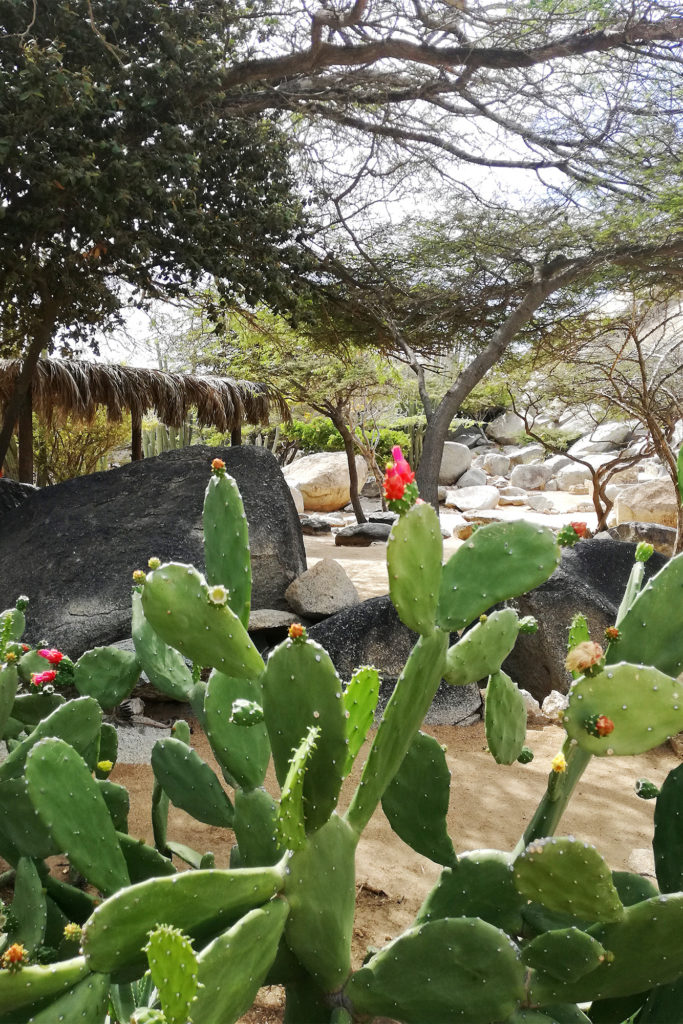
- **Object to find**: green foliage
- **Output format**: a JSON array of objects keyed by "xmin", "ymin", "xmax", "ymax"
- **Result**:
[
  {"xmin": 2, "ymin": 458, "xmax": 683, "ymax": 1023},
  {"xmin": 32, "ymin": 409, "xmax": 131, "ymax": 484}
]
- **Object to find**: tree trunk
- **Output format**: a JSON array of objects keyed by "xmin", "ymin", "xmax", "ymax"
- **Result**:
[
  {"xmin": 328, "ymin": 410, "xmax": 367, "ymax": 523},
  {"xmin": 231, "ymin": 426, "xmax": 242, "ymax": 446},
  {"xmin": 0, "ymin": 300, "xmax": 58, "ymax": 471},
  {"xmin": 131, "ymin": 409, "xmax": 143, "ymax": 461},
  {"xmin": 415, "ymin": 267, "xmax": 584, "ymax": 508},
  {"xmin": 17, "ymin": 385, "xmax": 34, "ymax": 484}
]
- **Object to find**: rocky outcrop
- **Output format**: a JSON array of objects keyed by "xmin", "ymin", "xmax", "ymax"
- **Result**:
[
  {"xmin": 283, "ymin": 452, "xmax": 368, "ymax": 512},
  {"xmin": 607, "ymin": 521, "xmax": 677, "ymax": 557},
  {"xmin": 0, "ymin": 446, "xmax": 306, "ymax": 658},
  {"xmin": 0, "ymin": 478, "xmax": 37, "ymax": 520},
  {"xmin": 615, "ymin": 479, "xmax": 680, "ymax": 530}
]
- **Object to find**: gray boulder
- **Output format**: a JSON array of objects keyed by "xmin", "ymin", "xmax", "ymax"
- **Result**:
[
  {"xmin": 608, "ymin": 521, "xmax": 677, "ymax": 557},
  {"xmin": 285, "ymin": 558, "xmax": 359, "ymax": 621},
  {"xmin": 485, "ymin": 411, "xmax": 525, "ymax": 445},
  {"xmin": 501, "ymin": 538, "xmax": 667, "ymax": 703},
  {"xmin": 480, "ymin": 452, "xmax": 511, "ymax": 477},
  {"xmin": 308, "ymin": 596, "xmax": 482, "ymax": 725},
  {"xmin": 456, "ymin": 467, "xmax": 488, "ymax": 489},
  {"xmin": 334, "ymin": 523, "xmax": 392, "ymax": 546},
  {"xmin": 0, "ymin": 446, "xmax": 306, "ymax": 658}
]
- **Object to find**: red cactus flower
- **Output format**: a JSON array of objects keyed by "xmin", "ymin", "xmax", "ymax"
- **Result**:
[
  {"xmin": 211, "ymin": 458, "xmax": 226, "ymax": 471},
  {"xmin": 30, "ymin": 670, "xmax": 57, "ymax": 687},
  {"xmin": 21, "ymin": 644, "xmax": 29, "ymax": 652},
  {"xmin": 1, "ymin": 943, "xmax": 27, "ymax": 971},
  {"xmin": 37, "ymin": 648, "xmax": 64, "ymax": 664},
  {"xmin": 383, "ymin": 446, "xmax": 415, "ymax": 502},
  {"xmin": 604, "ymin": 626, "xmax": 620, "ymax": 642},
  {"xmin": 595, "ymin": 715, "xmax": 615, "ymax": 737},
  {"xmin": 570, "ymin": 521, "xmax": 588, "ymax": 538},
  {"xmin": 288, "ymin": 622, "xmax": 306, "ymax": 640}
]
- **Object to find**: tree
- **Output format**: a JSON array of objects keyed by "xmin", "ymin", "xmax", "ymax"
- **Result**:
[
  {"xmin": 0, "ymin": 0, "xmax": 308, "ymax": 470},
  {"xmin": 515, "ymin": 286, "xmax": 683, "ymax": 550}
]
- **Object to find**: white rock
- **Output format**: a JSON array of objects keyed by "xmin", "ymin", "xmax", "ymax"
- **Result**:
[
  {"xmin": 444, "ymin": 485, "xmax": 500, "ymax": 511},
  {"xmin": 456, "ymin": 467, "xmax": 487, "ymax": 488},
  {"xmin": 519, "ymin": 689, "xmax": 548, "ymax": 726},
  {"xmin": 615, "ymin": 479, "xmax": 680, "ymax": 529},
  {"xmin": 480, "ymin": 452, "xmax": 511, "ymax": 477},
  {"xmin": 283, "ymin": 452, "xmax": 368, "ymax": 513},
  {"xmin": 485, "ymin": 410, "xmax": 526, "ymax": 445},
  {"xmin": 439, "ymin": 442, "xmax": 472, "ymax": 485},
  {"xmin": 567, "ymin": 437, "xmax": 618, "ymax": 458},
  {"xmin": 556, "ymin": 454, "xmax": 615, "ymax": 490},
  {"xmin": 498, "ymin": 492, "xmax": 527, "ymax": 506},
  {"xmin": 506, "ymin": 444, "xmax": 546, "ymax": 465},
  {"xmin": 589, "ymin": 421, "xmax": 635, "ymax": 445},
  {"xmin": 289, "ymin": 484, "xmax": 304, "ymax": 514},
  {"xmin": 542, "ymin": 690, "xmax": 569, "ymax": 722},
  {"xmin": 543, "ymin": 454, "xmax": 573, "ymax": 474},
  {"xmin": 285, "ymin": 558, "xmax": 360, "ymax": 619},
  {"xmin": 526, "ymin": 494, "xmax": 556, "ymax": 513},
  {"xmin": 510, "ymin": 463, "xmax": 553, "ymax": 491}
]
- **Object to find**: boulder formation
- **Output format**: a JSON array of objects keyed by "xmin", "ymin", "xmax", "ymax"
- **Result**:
[
  {"xmin": 0, "ymin": 446, "xmax": 306, "ymax": 658},
  {"xmin": 283, "ymin": 452, "xmax": 368, "ymax": 512}
]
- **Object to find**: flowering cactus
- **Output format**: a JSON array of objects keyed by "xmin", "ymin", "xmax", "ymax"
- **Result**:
[{"xmin": 1, "ymin": 451, "xmax": 683, "ymax": 1023}]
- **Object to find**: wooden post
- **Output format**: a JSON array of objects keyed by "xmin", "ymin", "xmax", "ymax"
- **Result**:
[
  {"xmin": 131, "ymin": 408, "xmax": 143, "ymax": 461},
  {"xmin": 17, "ymin": 385, "xmax": 33, "ymax": 484},
  {"xmin": 230, "ymin": 426, "xmax": 242, "ymax": 446}
]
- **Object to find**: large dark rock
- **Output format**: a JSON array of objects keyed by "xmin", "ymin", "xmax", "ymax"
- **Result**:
[
  {"xmin": 502, "ymin": 537, "xmax": 667, "ymax": 703},
  {"xmin": 0, "ymin": 478, "xmax": 37, "ymax": 519},
  {"xmin": 0, "ymin": 446, "xmax": 306, "ymax": 658},
  {"xmin": 308, "ymin": 596, "xmax": 482, "ymax": 726}
]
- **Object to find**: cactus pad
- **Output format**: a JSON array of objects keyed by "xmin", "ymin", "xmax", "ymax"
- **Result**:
[
  {"xmin": 415, "ymin": 849, "xmax": 523, "ymax": 936},
  {"xmin": 151, "ymin": 737, "xmax": 234, "ymax": 828},
  {"xmin": 485, "ymin": 669, "xmax": 527, "ymax": 764},
  {"xmin": 436, "ymin": 521, "xmax": 561, "ymax": 631},
  {"xmin": 73, "ymin": 645, "xmax": 141, "ymax": 709},
  {"xmin": 563, "ymin": 662, "xmax": 683, "ymax": 755},
  {"xmin": 276, "ymin": 725, "xmax": 320, "ymax": 852},
  {"xmin": 0, "ymin": 662, "xmax": 18, "ymax": 738},
  {"xmin": 381, "ymin": 731, "xmax": 456, "ymax": 867},
  {"xmin": 191, "ymin": 901, "xmax": 288, "ymax": 1024},
  {"xmin": 142, "ymin": 563, "xmax": 264, "ymax": 679},
  {"xmin": 132, "ymin": 591, "xmax": 194, "ymax": 701},
  {"xmin": 387, "ymin": 501, "xmax": 442, "ymax": 635},
  {"xmin": 342, "ymin": 665, "xmax": 380, "ymax": 777},
  {"xmin": 25, "ymin": 737, "xmax": 130, "ymax": 896},
  {"xmin": 513, "ymin": 837, "xmax": 624, "ymax": 923},
  {"xmin": 444, "ymin": 609, "xmax": 521, "ymax": 686},
  {"xmin": 346, "ymin": 917, "xmax": 525, "ymax": 1023},
  {"xmin": 607, "ymin": 553, "xmax": 683, "ymax": 677},
  {"xmin": 263, "ymin": 637, "xmax": 346, "ymax": 833},
  {"xmin": 0, "ymin": 696, "xmax": 101, "ymax": 783},
  {"xmin": 0, "ymin": 956, "xmax": 89, "ymax": 1017},
  {"xmin": 144, "ymin": 925, "xmax": 198, "ymax": 1024},
  {"xmin": 204, "ymin": 671, "xmax": 269, "ymax": 790},
  {"xmin": 653, "ymin": 761, "xmax": 683, "ymax": 893},
  {"xmin": 82, "ymin": 863, "xmax": 285, "ymax": 975},
  {"xmin": 19, "ymin": 971, "xmax": 110, "ymax": 1023},
  {"xmin": 522, "ymin": 927, "xmax": 608, "ymax": 982},
  {"xmin": 203, "ymin": 469, "xmax": 252, "ymax": 629},
  {"xmin": 10, "ymin": 857, "xmax": 46, "ymax": 953}
]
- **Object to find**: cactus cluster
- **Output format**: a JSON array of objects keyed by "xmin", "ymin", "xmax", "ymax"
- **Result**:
[{"xmin": 0, "ymin": 449, "xmax": 682, "ymax": 1023}]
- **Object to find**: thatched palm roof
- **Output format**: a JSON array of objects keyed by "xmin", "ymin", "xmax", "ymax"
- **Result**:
[{"xmin": 0, "ymin": 358, "xmax": 290, "ymax": 431}]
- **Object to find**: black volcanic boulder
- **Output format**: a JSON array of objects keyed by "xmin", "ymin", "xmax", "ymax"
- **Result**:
[
  {"xmin": 308, "ymin": 596, "xmax": 482, "ymax": 726},
  {"xmin": 0, "ymin": 446, "xmax": 305, "ymax": 657},
  {"xmin": 502, "ymin": 536, "xmax": 667, "ymax": 703}
]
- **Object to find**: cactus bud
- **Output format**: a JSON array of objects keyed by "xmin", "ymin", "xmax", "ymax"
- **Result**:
[
  {"xmin": 30, "ymin": 669, "xmax": 57, "ymax": 687},
  {"xmin": 517, "ymin": 746, "xmax": 534, "ymax": 764},
  {"xmin": 565, "ymin": 641, "xmax": 604, "ymax": 675},
  {"xmin": 635, "ymin": 778, "xmax": 660, "ymax": 800},
  {"xmin": 558, "ymin": 522, "xmax": 587, "ymax": 547},
  {"xmin": 288, "ymin": 622, "xmax": 307, "ymax": 641},
  {"xmin": 229, "ymin": 698, "xmax": 265, "ymax": 725},
  {"xmin": 551, "ymin": 752, "xmax": 567, "ymax": 773},
  {"xmin": 63, "ymin": 922, "xmax": 82, "ymax": 942},
  {"xmin": 15, "ymin": 596, "xmax": 29, "ymax": 611},
  {"xmin": 1, "ymin": 943, "xmax": 28, "ymax": 972},
  {"xmin": 604, "ymin": 626, "xmax": 621, "ymax": 642},
  {"xmin": 585, "ymin": 714, "xmax": 615, "ymax": 738},
  {"xmin": 132, "ymin": 569, "xmax": 147, "ymax": 585},
  {"xmin": 518, "ymin": 616, "xmax": 539, "ymax": 634},
  {"xmin": 147, "ymin": 556, "xmax": 161, "ymax": 570},
  {"xmin": 211, "ymin": 458, "xmax": 226, "ymax": 474},
  {"xmin": 37, "ymin": 647, "xmax": 64, "ymax": 664},
  {"xmin": 97, "ymin": 759, "xmax": 114, "ymax": 774},
  {"xmin": 207, "ymin": 584, "xmax": 229, "ymax": 606},
  {"xmin": 635, "ymin": 541, "xmax": 654, "ymax": 562},
  {"xmin": 4, "ymin": 651, "xmax": 16, "ymax": 662}
]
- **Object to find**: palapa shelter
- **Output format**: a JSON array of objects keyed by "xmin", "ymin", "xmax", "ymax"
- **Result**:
[{"xmin": 0, "ymin": 357, "xmax": 290, "ymax": 483}]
